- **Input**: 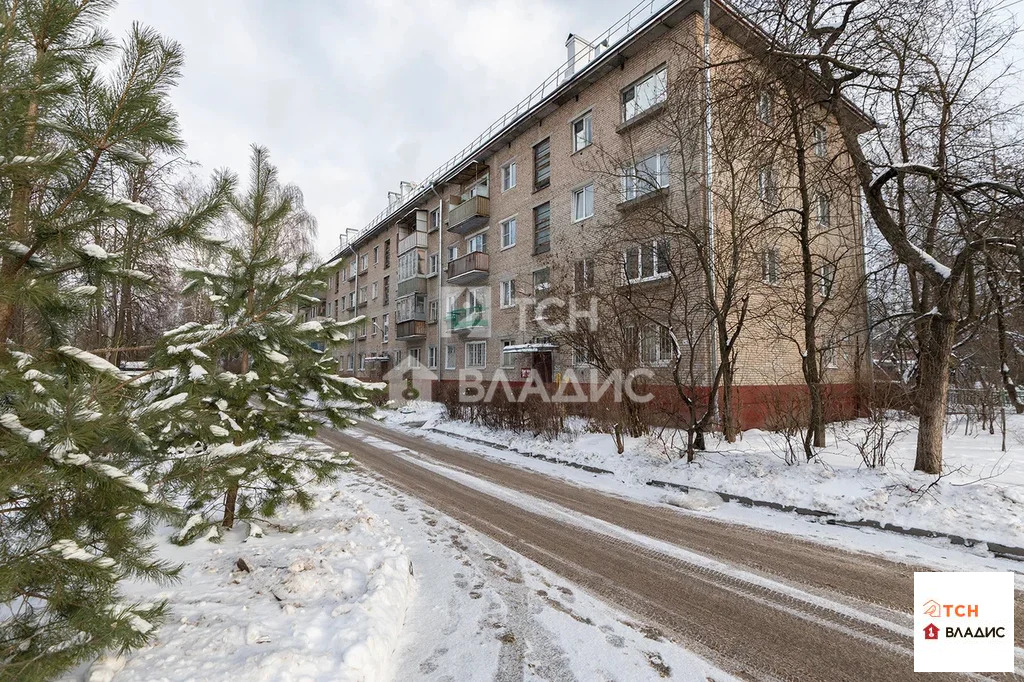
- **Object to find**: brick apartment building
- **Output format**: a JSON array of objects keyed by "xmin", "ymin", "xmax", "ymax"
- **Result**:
[{"xmin": 323, "ymin": 0, "xmax": 872, "ymax": 427}]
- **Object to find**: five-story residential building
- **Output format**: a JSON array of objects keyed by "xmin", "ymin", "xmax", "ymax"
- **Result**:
[{"xmin": 324, "ymin": 0, "xmax": 872, "ymax": 427}]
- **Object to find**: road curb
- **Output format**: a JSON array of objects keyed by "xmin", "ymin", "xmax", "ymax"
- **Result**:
[
  {"xmin": 403, "ymin": 422, "xmax": 1024, "ymax": 563},
  {"xmin": 647, "ymin": 479, "xmax": 1024, "ymax": 562},
  {"xmin": 426, "ymin": 427, "xmax": 615, "ymax": 475}
]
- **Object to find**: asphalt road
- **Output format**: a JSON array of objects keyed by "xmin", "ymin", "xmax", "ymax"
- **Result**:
[{"xmin": 319, "ymin": 421, "xmax": 1023, "ymax": 681}]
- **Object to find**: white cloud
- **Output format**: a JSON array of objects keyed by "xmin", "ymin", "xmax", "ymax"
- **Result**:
[{"xmin": 105, "ymin": 0, "xmax": 630, "ymax": 256}]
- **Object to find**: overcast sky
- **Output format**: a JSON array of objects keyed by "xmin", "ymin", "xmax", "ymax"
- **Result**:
[
  {"xmin": 105, "ymin": 0, "xmax": 1024, "ymax": 259},
  {"xmin": 105, "ymin": 0, "xmax": 632, "ymax": 258}
]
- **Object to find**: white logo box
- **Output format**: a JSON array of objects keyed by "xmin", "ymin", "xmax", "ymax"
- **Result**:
[{"xmin": 914, "ymin": 571, "xmax": 1015, "ymax": 673}]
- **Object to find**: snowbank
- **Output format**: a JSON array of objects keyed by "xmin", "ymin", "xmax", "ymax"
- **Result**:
[
  {"xmin": 82, "ymin": 448, "xmax": 415, "ymax": 682},
  {"xmin": 381, "ymin": 402, "xmax": 1024, "ymax": 548}
]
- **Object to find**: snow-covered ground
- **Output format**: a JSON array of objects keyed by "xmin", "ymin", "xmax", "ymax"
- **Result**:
[
  {"xmin": 380, "ymin": 402, "xmax": 1024, "ymax": 552},
  {"xmin": 75, "ymin": 441, "xmax": 415, "ymax": 682},
  {"xmin": 67, "ymin": 435, "xmax": 732, "ymax": 682},
  {"xmin": 346, "ymin": 471, "xmax": 731, "ymax": 681}
]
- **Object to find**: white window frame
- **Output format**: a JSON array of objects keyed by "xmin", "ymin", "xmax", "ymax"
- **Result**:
[
  {"xmin": 572, "ymin": 183, "xmax": 595, "ymax": 222},
  {"xmin": 428, "ymin": 252, "xmax": 439, "ymax": 275},
  {"xmin": 533, "ymin": 267, "xmax": 550, "ymax": 295},
  {"xmin": 571, "ymin": 111, "xmax": 593, "ymax": 152},
  {"xmin": 501, "ymin": 339, "xmax": 515, "ymax": 368},
  {"xmin": 373, "ymin": 246, "xmax": 379, "ymax": 264},
  {"xmin": 500, "ymin": 279, "xmax": 516, "ymax": 308},
  {"xmin": 812, "ymin": 124, "xmax": 827, "ymax": 158},
  {"xmin": 501, "ymin": 161, "xmax": 517, "ymax": 191},
  {"xmin": 574, "ymin": 258, "xmax": 595, "ymax": 292},
  {"xmin": 757, "ymin": 90, "xmax": 773, "ymax": 124},
  {"xmin": 359, "ymin": 253, "xmax": 369, "ymax": 272},
  {"xmin": 621, "ymin": 151, "xmax": 669, "ymax": 201},
  {"xmin": 500, "ymin": 216, "xmax": 517, "ymax": 249},
  {"xmin": 447, "ymin": 245, "xmax": 459, "ymax": 262},
  {"xmin": 428, "ymin": 345, "xmax": 438, "ymax": 369},
  {"xmin": 819, "ymin": 262, "xmax": 836, "ymax": 298},
  {"xmin": 371, "ymin": 281, "xmax": 379, "ymax": 299},
  {"xmin": 622, "ymin": 65, "xmax": 667, "ymax": 122},
  {"xmin": 381, "ymin": 312, "xmax": 389, "ymax": 342},
  {"xmin": 467, "ymin": 231, "xmax": 487, "ymax": 254},
  {"xmin": 409, "ymin": 348, "xmax": 421, "ymax": 365},
  {"xmin": 370, "ymin": 316, "xmax": 377, "ymax": 337},
  {"xmin": 465, "ymin": 340, "xmax": 487, "ymax": 369},
  {"xmin": 762, "ymin": 248, "xmax": 780, "ymax": 285},
  {"xmin": 641, "ymin": 325, "xmax": 674, "ymax": 367},
  {"xmin": 622, "ymin": 239, "xmax": 670, "ymax": 283},
  {"xmin": 816, "ymin": 193, "xmax": 830, "ymax": 227},
  {"xmin": 445, "ymin": 344, "xmax": 457, "ymax": 370},
  {"xmin": 758, "ymin": 166, "xmax": 776, "ymax": 205}
]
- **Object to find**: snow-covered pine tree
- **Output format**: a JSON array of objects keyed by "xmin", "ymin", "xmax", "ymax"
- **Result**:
[
  {"xmin": 151, "ymin": 145, "xmax": 382, "ymax": 540},
  {"xmin": 0, "ymin": 4, "xmax": 232, "ymax": 679}
]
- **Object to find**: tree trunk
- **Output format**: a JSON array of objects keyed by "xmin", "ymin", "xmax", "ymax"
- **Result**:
[
  {"xmin": 691, "ymin": 424, "xmax": 705, "ymax": 454},
  {"xmin": 984, "ymin": 258, "xmax": 1024, "ymax": 414},
  {"xmin": 222, "ymin": 483, "xmax": 238, "ymax": 528},
  {"xmin": 914, "ymin": 312, "xmax": 955, "ymax": 474},
  {"xmin": 0, "ymin": 47, "xmax": 44, "ymax": 347},
  {"xmin": 720, "ymin": 358, "xmax": 738, "ymax": 442}
]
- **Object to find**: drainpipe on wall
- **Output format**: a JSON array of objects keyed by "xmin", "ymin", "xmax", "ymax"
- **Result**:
[
  {"xmin": 703, "ymin": 0, "xmax": 718, "ymax": 419},
  {"xmin": 428, "ymin": 183, "xmax": 444, "ymax": 385},
  {"xmin": 347, "ymin": 241, "xmax": 359, "ymax": 376}
]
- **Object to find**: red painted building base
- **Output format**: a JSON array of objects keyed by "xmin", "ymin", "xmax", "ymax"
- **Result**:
[{"xmin": 425, "ymin": 378, "xmax": 866, "ymax": 431}]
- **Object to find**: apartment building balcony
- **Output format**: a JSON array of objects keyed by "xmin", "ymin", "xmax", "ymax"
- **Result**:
[
  {"xmin": 396, "ymin": 319, "xmax": 427, "ymax": 340},
  {"xmin": 446, "ymin": 251, "xmax": 489, "ymax": 285},
  {"xmin": 396, "ymin": 293, "xmax": 426, "ymax": 323},
  {"xmin": 448, "ymin": 306, "xmax": 488, "ymax": 333},
  {"xmin": 447, "ymin": 195, "xmax": 489, "ymax": 235},
  {"xmin": 397, "ymin": 275, "xmax": 428, "ymax": 298},
  {"xmin": 398, "ymin": 230, "xmax": 429, "ymax": 255}
]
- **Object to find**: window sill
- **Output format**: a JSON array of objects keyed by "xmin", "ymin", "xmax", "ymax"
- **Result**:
[
  {"xmin": 616, "ymin": 187, "xmax": 668, "ymax": 211},
  {"xmin": 622, "ymin": 272, "xmax": 671, "ymax": 286},
  {"xmin": 500, "ymin": 243, "xmax": 516, "ymax": 251},
  {"xmin": 571, "ymin": 143, "xmax": 593, "ymax": 157},
  {"xmin": 616, "ymin": 102, "xmax": 666, "ymax": 134}
]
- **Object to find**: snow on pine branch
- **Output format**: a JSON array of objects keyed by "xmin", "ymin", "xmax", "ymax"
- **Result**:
[
  {"xmin": 102, "ymin": 196, "xmax": 156, "ymax": 217},
  {"xmin": 132, "ymin": 392, "xmax": 189, "ymax": 418},
  {"xmin": 88, "ymin": 462, "xmax": 149, "ymax": 493},
  {"xmin": 50, "ymin": 539, "xmax": 117, "ymax": 570},
  {"xmin": 0, "ymin": 412, "xmax": 45, "ymax": 444},
  {"xmin": 57, "ymin": 346, "xmax": 129, "ymax": 380}
]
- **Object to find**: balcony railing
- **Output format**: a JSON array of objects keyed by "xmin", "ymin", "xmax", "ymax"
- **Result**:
[
  {"xmin": 448, "ymin": 305, "xmax": 488, "ymax": 333},
  {"xmin": 398, "ymin": 230, "xmax": 429, "ymax": 255},
  {"xmin": 448, "ymin": 195, "xmax": 489, "ymax": 235},
  {"xmin": 446, "ymin": 251, "xmax": 489, "ymax": 284},
  {"xmin": 397, "ymin": 276, "xmax": 427, "ymax": 298},
  {"xmin": 396, "ymin": 319, "xmax": 427, "ymax": 339},
  {"xmin": 396, "ymin": 294, "xmax": 427, "ymax": 323}
]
